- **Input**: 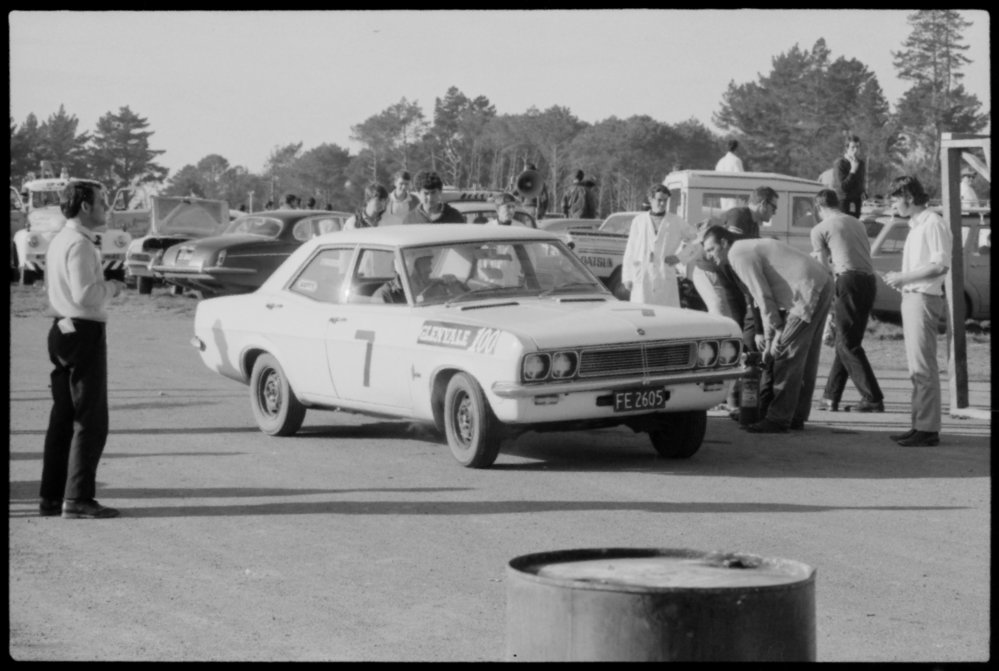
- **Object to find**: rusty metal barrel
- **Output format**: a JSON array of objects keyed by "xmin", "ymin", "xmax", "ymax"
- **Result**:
[{"xmin": 506, "ymin": 547, "xmax": 816, "ymax": 662}]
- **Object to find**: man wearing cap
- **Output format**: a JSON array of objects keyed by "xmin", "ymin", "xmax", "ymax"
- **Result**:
[
  {"xmin": 486, "ymin": 193, "xmax": 521, "ymax": 226},
  {"xmin": 403, "ymin": 171, "xmax": 465, "ymax": 224}
]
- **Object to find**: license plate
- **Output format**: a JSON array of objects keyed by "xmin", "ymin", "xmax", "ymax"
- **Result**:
[{"xmin": 613, "ymin": 386, "xmax": 669, "ymax": 412}]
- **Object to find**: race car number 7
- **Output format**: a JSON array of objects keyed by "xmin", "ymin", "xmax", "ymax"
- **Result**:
[{"xmin": 355, "ymin": 330, "xmax": 375, "ymax": 387}]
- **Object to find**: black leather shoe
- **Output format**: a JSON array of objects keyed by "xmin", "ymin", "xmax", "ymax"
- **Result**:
[
  {"xmin": 817, "ymin": 398, "xmax": 838, "ymax": 412},
  {"xmin": 890, "ymin": 429, "xmax": 917, "ymax": 442},
  {"xmin": 745, "ymin": 418, "xmax": 788, "ymax": 433},
  {"xmin": 62, "ymin": 499, "xmax": 120, "ymax": 519},
  {"xmin": 39, "ymin": 498, "xmax": 62, "ymax": 517},
  {"xmin": 847, "ymin": 399, "xmax": 885, "ymax": 413},
  {"xmin": 896, "ymin": 431, "xmax": 939, "ymax": 447}
]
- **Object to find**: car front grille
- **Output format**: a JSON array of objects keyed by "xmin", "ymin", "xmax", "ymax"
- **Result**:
[{"xmin": 578, "ymin": 341, "xmax": 695, "ymax": 378}]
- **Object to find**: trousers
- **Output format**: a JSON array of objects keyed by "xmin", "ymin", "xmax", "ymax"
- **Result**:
[
  {"xmin": 901, "ymin": 292, "xmax": 943, "ymax": 432},
  {"xmin": 823, "ymin": 271, "xmax": 883, "ymax": 403},
  {"xmin": 39, "ymin": 318, "xmax": 109, "ymax": 502}
]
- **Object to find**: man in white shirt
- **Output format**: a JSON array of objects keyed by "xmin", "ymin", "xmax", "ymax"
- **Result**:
[
  {"xmin": 40, "ymin": 180, "xmax": 126, "ymax": 519},
  {"xmin": 381, "ymin": 170, "xmax": 420, "ymax": 226},
  {"xmin": 715, "ymin": 140, "xmax": 745, "ymax": 172},
  {"xmin": 960, "ymin": 172, "xmax": 980, "ymax": 207}
]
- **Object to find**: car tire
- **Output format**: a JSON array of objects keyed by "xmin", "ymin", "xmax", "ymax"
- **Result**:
[
  {"xmin": 137, "ymin": 276, "xmax": 154, "ymax": 294},
  {"xmin": 648, "ymin": 410, "xmax": 707, "ymax": 458},
  {"xmin": 443, "ymin": 372, "xmax": 502, "ymax": 468},
  {"xmin": 250, "ymin": 353, "xmax": 306, "ymax": 437},
  {"xmin": 19, "ymin": 267, "xmax": 36, "ymax": 286}
]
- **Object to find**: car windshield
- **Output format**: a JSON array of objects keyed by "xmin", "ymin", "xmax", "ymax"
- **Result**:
[
  {"xmin": 599, "ymin": 213, "xmax": 636, "ymax": 235},
  {"xmin": 30, "ymin": 190, "xmax": 62, "ymax": 209},
  {"xmin": 400, "ymin": 238, "xmax": 605, "ymax": 306},
  {"xmin": 224, "ymin": 216, "xmax": 282, "ymax": 238}
]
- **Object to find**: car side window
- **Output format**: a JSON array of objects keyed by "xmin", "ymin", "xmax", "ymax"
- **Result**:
[
  {"xmin": 702, "ymin": 192, "xmax": 749, "ymax": 222},
  {"xmin": 289, "ymin": 247, "xmax": 354, "ymax": 304},
  {"xmin": 347, "ymin": 249, "xmax": 397, "ymax": 303},
  {"xmin": 791, "ymin": 196, "xmax": 818, "ymax": 228},
  {"xmin": 292, "ymin": 219, "xmax": 316, "ymax": 241},
  {"xmin": 313, "ymin": 215, "xmax": 346, "ymax": 235}
]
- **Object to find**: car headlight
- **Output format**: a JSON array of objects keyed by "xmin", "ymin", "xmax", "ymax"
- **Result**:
[
  {"xmin": 114, "ymin": 235, "xmax": 128, "ymax": 248},
  {"xmin": 697, "ymin": 341, "xmax": 719, "ymax": 367},
  {"xmin": 27, "ymin": 235, "xmax": 40, "ymax": 248},
  {"xmin": 718, "ymin": 339, "xmax": 741, "ymax": 366},
  {"xmin": 551, "ymin": 351, "xmax": 578, "ymax": 379},
  {"xmin": 522, "ymin": 353, "xmax": 551, "ymax": 382},
  {"xmin": 216, "ymin": 250, "xmax": 227, "ymax": 266}
]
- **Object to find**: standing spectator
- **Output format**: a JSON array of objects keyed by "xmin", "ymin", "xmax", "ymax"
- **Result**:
[
  {"xmin": 621, "ymin": 185, "xmax": 701, "ymax": 308},
  {"xmin": 382, "ymin": 170, "xmax": 420, "ymax": 226},
  {"xmin": 486, "ymin": 192, "xmax": 520, "ymax": 226},
  {"xmin": 883, "ymin": 176, "xmax": 951, "ymax": 447},
  {"xmin": 715, "ymin": 140, "xmax": 745, "ymax": 172},
  {"xmin": 561, "ymin": 170, "xmax": 596, "ymax": 219},
  {"xmin": 835, "ymin": 135, "xmax": 866, "ymax": 218},
  {"xmin": 810, "ymin": 189, "xmax": 884, "ymax": 413},
  {"xmin": 305, "ymin": 196, "xmax": 317, "ymax": 210},
  {"xmin": 344, "ymin": 183, "xmax": 389, "ymax": 229},
  {"xmin": 279, "ymin": 193, "xmax": 300, "ymax": 210},
  {"xmin": 960, "ymin": 171, "xmax": 981, "ymax": 207},
  {"xmin": 264, "ymin": 200, "xmax": 275, "ymax": 211},
  {"xmin": 40, "ymin": 180, "xmax": 126, "ymax": 519},
  {"xmin": 701, "ymin": 226, "xmax": 833, "ymax": 433},
  {"xmin": 403, "ymin": 171, "xmax": 465, "ymax": 224}
]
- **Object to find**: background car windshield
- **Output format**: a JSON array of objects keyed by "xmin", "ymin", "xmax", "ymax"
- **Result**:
[
  {"xmin": 224, "ymin": 216, "xmax": 282, "ymax": 237},
  {"xmin": 600, "ymin": 213, "xmax": 636, "ymax": 235},
  {"xmin": 401, "ymin": 239, "xmax": 598, "ymax": 305},
  {"xmin": 31, "ymin": 190, "xmax": 62, "ymax": 208}
]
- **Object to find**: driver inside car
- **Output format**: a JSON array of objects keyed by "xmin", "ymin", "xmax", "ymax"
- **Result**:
[{"xmin": 374, "ymin": 254, "xmax": 433, "ymax": 304}]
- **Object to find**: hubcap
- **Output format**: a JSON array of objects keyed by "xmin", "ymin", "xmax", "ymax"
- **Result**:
[
  {"xmin": 455, "ymin": 394, "xmax": 473, "ymax": 444},
  {"xmin": 262, "ymin": 369, "xmax": 281, "ymax": 415}
]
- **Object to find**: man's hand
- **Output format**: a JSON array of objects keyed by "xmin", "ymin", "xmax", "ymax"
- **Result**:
[
  {"xmin": 884, "ymin": 271, "xmax": 905, "ymax": 291},
  {"xmin": 754, "ymin": 333, "xmax": 766, "ymax": 352}
]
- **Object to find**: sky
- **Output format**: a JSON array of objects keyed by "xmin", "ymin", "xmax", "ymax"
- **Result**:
[{"xmin": 9, "ymin": 9, "xmax": 992, "ymax": 177}]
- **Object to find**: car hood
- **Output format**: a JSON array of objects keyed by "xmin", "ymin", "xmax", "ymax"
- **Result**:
[
  {"xmin": 423, "ymin": 298, "xmax": 739, "ymax": 349},
  {"xmin": 149, "ymin": 197, "xmax": 228, "ymax": 237}
]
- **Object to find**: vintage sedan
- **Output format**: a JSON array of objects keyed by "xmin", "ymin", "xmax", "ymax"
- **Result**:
[
  {"xmin": 190, "ymin": 225, "xmax": 745, "ymax": 468},
  {"xmin": 125, "ymin": 195, "xmax": 230, "ymax": 294},
  {"xmin": 154, "ymin": 209, "xmax": 350, "ymax": 296},
  {"xmin": 442, "ymin": 191, "xmax": 538, "ymax": 228},
  {"xmin": 870, "ymin": 207, "xmax": 990, "ymax": 322}
]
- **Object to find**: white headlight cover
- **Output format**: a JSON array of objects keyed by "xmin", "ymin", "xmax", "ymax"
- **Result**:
[
  {"xmin": 522, "ymin": 353, "xmax": 551, "ymax": 382},
  {"xmin": 697, "ymin": 341, "xmax": 718, "ymax": 367},
  {"xmin": 551, "ymin": 351, "xmax": 578, "ymax": 379}
]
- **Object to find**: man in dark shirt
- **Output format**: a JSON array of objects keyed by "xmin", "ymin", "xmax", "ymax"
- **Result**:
[
  {"xmin": 561, "ymin": 170, "xmax": 596, "ymax": 219},
  {"xmin": 403, "ymin": 171, "xmax": 465, "ymax": 224},
  {"xmin": 834, "ymin": 135, "xmax": 866, "ymax": 218}
]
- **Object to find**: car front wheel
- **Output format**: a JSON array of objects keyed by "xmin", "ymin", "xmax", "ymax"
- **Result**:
[
  {"xmin": 250, "ymin": 353, "xmax": 305, "ymax": 436},
  {"xmin": 444, "ymin": 372, "xmax": 502, "ymax": 468},
  {"xmin": 648, "ymin": 410, "xmax": 707, "ymax": 458}
]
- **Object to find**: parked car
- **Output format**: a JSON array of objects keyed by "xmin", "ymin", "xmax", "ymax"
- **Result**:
[
  {"xmin": 12, "ymin": 176, "xmax": 129, "ymax": 284},
  {"xmin": 10, "ymin": 186, "xmax": 27, "ymax": 279},
  {"xmin": 189, "ymin": 225, "xmax": 745, "ymax": 468},
  {"xmin": 441, "ymin": 190, "xmax": 538, "ymax": 228},
  {"xmin": 536, "ymin": 216, "xmax": 601, "ymax": 245},
  {"xmin": 870, "ymin": 207, "xmax": 990, "ymax": 322},
  {"xmin": 154, "ymin": 209, "xmax": 350, "ymax": 296},
  {"xmin": 125, "ymin": 195, "xmax": 230, "ymax": 294}
]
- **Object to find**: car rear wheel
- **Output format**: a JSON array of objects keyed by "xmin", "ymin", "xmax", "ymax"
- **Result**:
[
  {"xmin": 648, "ymin": 410, "xmax": 706, "ymax": 458},
  {"xmin": 137, "ymin": 276, "xmax": 154, "ymax": 294},
  {"xmin": 444, "ymin": 372, "xmax": 502, "ymax": 468},
  {"xmin": 250, "ymin": 353, "xmax": 305, "ymax": 436}
]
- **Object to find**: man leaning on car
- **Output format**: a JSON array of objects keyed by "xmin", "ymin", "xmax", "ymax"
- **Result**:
[{"xmin": 402, "ymin": 171, "xmax": 465, "ymax": 224}]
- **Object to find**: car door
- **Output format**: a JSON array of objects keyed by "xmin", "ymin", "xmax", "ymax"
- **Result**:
[
  {"xmin": 324, "ymin": 247, "xmax": 415, "ymax": 410},
  {"xmin": 963, "ymin": 219, "xmax": 990, "ymax": 318}
]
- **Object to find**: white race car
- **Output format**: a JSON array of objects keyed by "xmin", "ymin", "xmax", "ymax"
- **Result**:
[{"xmin": 191, "ymin": 225, "xmax": 744, "ymax": 468}]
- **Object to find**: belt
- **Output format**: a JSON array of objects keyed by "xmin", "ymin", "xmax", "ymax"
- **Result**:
[
  {"xmin": 835, "ymin": 270, "xmax": 875, "ymax": 277},
  {"xmin": 901, "ymin": 289, "xmax": 943, "ymax": 296}
]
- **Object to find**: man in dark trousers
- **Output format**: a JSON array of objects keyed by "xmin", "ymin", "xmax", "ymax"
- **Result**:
[
  {"xmin": 702, "ymin": 226, "xmax": 833, "ymax": 433},
  {"xmin": 40, "ymin": 179, "xmax": 126, "ymax": 518},
  {"xmin": 811, "ymin": 189, "xmax": 884, "ymax": 413},
  {"xmin": 835, "ymin": 135, "xmax": 866, "ymax": 218}
]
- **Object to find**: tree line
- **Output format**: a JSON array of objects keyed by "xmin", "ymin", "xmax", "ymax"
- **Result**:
[{"xmin": 10, "ymin": 11, "xmax": 988, "ymax": 217}]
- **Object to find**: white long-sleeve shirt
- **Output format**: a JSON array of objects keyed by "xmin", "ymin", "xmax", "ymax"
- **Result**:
[{"xmin": 45, "ymin": 220, "xmax": 118, "ymax": 322}]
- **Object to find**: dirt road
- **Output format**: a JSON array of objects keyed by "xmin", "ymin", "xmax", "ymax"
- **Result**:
[{"xmin": 8, "ymin": 288, "xmax": 991, "ymax": 661}]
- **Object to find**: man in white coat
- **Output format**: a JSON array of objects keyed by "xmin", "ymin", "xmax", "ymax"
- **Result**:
[{"xmin": 621, "ymin": 185, "xmax": 701, "ymax": 308}]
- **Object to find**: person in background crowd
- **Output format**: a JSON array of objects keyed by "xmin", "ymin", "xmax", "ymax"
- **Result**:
[
  {"xmin": 810, "ymin": 189, "xmax": 884, "ymax": 414},
  {"xmin": 486, "ymin": 192, "xmax": 521, "ymax": 226},
  {"xmin": 960, "ymin": 171, "xmax": 980, "ymax": 207},
  {"xmin": 835, "ymin": 135, "xmax": 867, "ymax": 218},
  {"xmin": 702, "ymin": 225, "xmax": 833, "ymax": 433},
  {"xmin": 382, "ymin": 170, "xmax": 420, "ymax": 226},
  {"xmin": 264, "ymin": 200, "xmax": 275, "ymax": 210},
  {"xmin": 40, "ymin": 179, "xmax": 126, "ymax": 519},
  {"xmin": 403, "ymin": 171, "xmax": 465, "ymax": 224},
  {"xmin": 622, "ymin": 184, "xmax": 701, "ymax": 308},
  {"xmin": 883, "ymin": 176, "xmax": 951, "ymax": 447},
  {"xmin": 562, "ymin": 170, "xmax": 596, "ymax": 219},
  {"xmin": 715, "ymin": 139, "xmax": 745, "ymax": 172},
  {"xmin": 305, "ymin": 196, "xmax": 317, "ymax": 209},
  {"xmin": 279, "ymin": 193, "xmax": 300, "ymax": 210},
  {"xmin": 344, "ymin": 183, "xmax": 389, "ymax": 229}
]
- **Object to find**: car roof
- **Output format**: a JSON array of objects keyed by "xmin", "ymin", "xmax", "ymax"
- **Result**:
[
  {"xmin": 312, "ymin": 223, "xmax": 558, "ymax": 247},
  {"xmin": 663, "ymin": 169, "xmax": 824, "ymax": 189},
  {"xmin": 237, "ymin": 209, "xmax": 350, "ymax": 222}
]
